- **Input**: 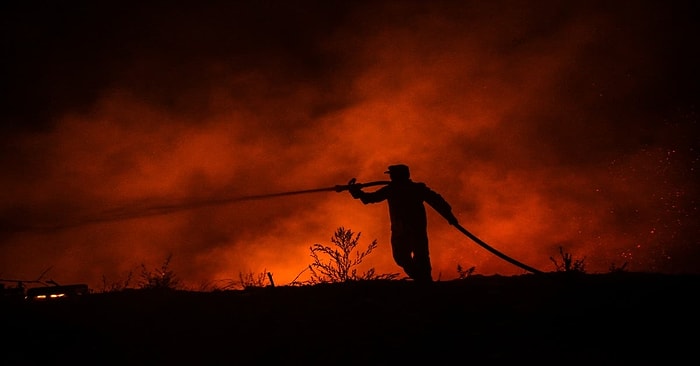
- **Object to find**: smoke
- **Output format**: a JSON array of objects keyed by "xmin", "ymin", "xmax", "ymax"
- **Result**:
[{"xmin": 1, "ymin": 1, "xmax": 698, "ymax": 289}]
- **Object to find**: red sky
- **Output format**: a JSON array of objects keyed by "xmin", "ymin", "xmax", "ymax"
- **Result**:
[{"xmin": 1, "ymin": 0, "xmax": 698, "ymax": 290}]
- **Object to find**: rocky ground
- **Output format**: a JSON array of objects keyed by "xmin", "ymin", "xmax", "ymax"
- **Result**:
[{"xmin": 3, "ymin": 272, "xmax": 698, "ymax": 365}]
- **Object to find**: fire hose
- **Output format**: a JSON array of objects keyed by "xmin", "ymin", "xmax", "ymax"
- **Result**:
[
  {"xmin": 14, "ymin": 178, "xmax": 543, "ymax": 273},
  {"xmin": 451, "ymin": 223, "xmax": 542, "ymax": 274}
]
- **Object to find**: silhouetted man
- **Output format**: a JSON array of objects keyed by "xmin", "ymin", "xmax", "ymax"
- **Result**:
[{"xmin": 348, "ymin": 164, "xmax": 459, "ymax": 282}]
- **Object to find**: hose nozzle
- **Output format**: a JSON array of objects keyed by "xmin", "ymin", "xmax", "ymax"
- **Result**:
[{"xmin": 335, "ymin": 179, "xmax": 390, "ymax": 192}]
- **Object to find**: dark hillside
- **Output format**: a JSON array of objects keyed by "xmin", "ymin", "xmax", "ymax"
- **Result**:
[{"xmin": 4, "ymin": 272, "xmax": 698, "ymax": 365}]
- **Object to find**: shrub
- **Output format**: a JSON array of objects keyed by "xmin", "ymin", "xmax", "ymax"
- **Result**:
[
  {"xmin": 550, "ymin": 246, "xmax": 586, "ymax": 273},
  {"xmin": 457, "ymin": 264, "xmax": 476, "ymax": 279},
  {"xmin": 101, "ymin": 271, "xmax": 133, "ymax": 293},
  {"xmin": 138, "ymin": 254, "xmax": 180, "ymax": 290},
  {"xmin": 306, "ymin": 227, "xmax": 399, "ymax": 284},
  {"xmin": 238, "ymin": 269, "xmax": 274, "ymax": 289}
]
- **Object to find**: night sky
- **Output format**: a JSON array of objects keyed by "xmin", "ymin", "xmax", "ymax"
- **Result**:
[{"xmin": 2, "ymin": 0, "xmax": 698, "ymax": 290}]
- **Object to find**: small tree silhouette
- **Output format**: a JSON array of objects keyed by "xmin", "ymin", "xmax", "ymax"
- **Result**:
[
  {"xmin": 306, "ymin": 227, "xmax": 398, "ymax": 284},
  {"xmin": 457, "ymin": 264, "xmax": 476, "ymax": 279},
  {"xmin": 238, "ymin": 269, "xmax": 274, "ymax": 289},
  {"xmin": 138, "ymin": 253, "xmax": 180, "ymax": 290},
  {"xmin": 101, "ymin": 271, "xmax": 133, "ymax": 293},
  {"xmin": 550, "ymin": 246, "xmax": 586, "ymax": 273}
]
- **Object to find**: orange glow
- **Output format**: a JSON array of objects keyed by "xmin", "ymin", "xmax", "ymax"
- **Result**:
[{"xmin": 1, "ymin": 2, "xmax": 697, "ymax": 290}]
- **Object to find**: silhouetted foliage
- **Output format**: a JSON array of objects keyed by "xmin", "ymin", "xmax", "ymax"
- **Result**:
[
  {"xmin": 199, "ymin": 278, "xmax": 239, "ymax": 291},
  {"xmin": 457, "ymin": 264, "xmax": 476, "ymax": 279},
  {"xmin": 609, "ymin": 261, "xmax": 629, "ymax": 273},
  {"xmin": 101, "ymin": 271, "xmax": 133, "ymax": 293},
  {"xmin": 305, "ymin": 227, "xmax": 399, "ymax": 284},
  {"xmin": 238, "ymin": 269, "xmax": 274, "ymax": 289},
  {"xmin": 138, "ymin": 254, "xmax": 180, "ymax": 290},
  {"xmin": 550, "ymin": 246, "xmax": 586, "ymax": 273}
]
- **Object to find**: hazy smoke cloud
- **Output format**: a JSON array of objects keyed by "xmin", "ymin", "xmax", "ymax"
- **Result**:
[{"xmin": 1, "ymin": 1, "xmax": 698, "ymax": 289}]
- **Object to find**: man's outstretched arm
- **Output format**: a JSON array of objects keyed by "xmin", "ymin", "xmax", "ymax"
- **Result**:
[{"xmin": 347, "ymin": 178, "xmax": 387, "ymax": 204}]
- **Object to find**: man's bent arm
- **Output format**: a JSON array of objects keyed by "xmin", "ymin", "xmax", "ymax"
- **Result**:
[{"xmin": 424, "ymin": 188, "xmax": 459, "ymax": 225}]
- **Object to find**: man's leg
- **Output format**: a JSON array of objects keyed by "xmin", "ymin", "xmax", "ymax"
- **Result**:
[
  {"xmin": 410, "ymin": 235, "xmax": 432, "ymax": 282},
  {"xmin": 391, "ymin": 235, "xmax": 416, "ymax": 279}
]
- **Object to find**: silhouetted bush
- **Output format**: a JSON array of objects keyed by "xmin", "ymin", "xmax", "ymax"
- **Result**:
[
  {"xmin": 138, "ymin": 253, "xmax": 180, "ymax": 290},
  {"xmin": 550, "ymin": 246, "xmax": 586, "ymax": 273},
  {"xmin": 238, "ymin": 269, "xmax": 274, "ymax": 289},
  {"xmin": 101, "ymin": 271, "xmax": 133, "ymax": 293},
  {"xmin": 304, "ymin": 227, "xmax": 399, "ymax": 284},
  {"xmin": 457, "ymin": 264, "xmax": 476, "ymax": 279}
]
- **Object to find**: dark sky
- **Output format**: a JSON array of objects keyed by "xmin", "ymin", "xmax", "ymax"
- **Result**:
[{"xmin": 1, "ymin": 0, "xmax": 698, "ymax": 290}]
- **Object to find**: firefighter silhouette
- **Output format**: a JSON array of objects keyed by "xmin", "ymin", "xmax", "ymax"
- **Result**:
[{"xmin": 348, "ymin": 164, "xmax": 459, "ymax": 282}]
